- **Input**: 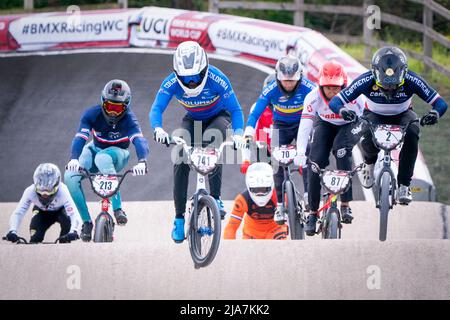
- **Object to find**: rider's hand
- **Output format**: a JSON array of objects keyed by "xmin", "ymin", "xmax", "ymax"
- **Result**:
[
  {"xmin": 153, "ymin": 127, "xmax": 170, "ymax": 146},
  {"xmin": 339, "ymin": 108, "xmax": 357, "ymax": 122},
  {"xmin": 133, "ymin": 161, "xmax": 147, "ymax": 176},
  {"xmin": 294, "ymin": 154, "xmax": 307, "ymax": 167},
  {"xmin": 66, "ymin": 159, "xmax": 80, "ymax": 172},
  {"xmin": 5, "ymin": 231, "xmax": 19, "ymax": 243},
  {"xmin": 59, "ymin": 231, "xmax": 79, "ymax": 243},
  {"xmin": 243, "ymin": 126, "xmax": 255, "ymax": 138},
  {"xmin": 233, "ymin": 135, "xmax": 248, "ymax": 150},
  {"xmin": 240, "ymin": 160, "xmax": 251, "ymax": 174},
  {"xmin": 420, "ymin": 109, "xmax": 439, "ymax": 126}
]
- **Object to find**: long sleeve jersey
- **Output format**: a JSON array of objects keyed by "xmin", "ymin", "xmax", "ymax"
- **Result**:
[
  {"xmin": 9, "ymin": 183, "xmax": 81, "ymax": 233},
  {"xmin": 329, "ymin": 70, "xmax": 448, "ymax": 117},
  {"xmin": 246, "ymin": 78, "xmax": 316, "ymax": 128},
  {"xmin": 149, "ymin": 65, "xmax": 244, "ymax": 135},
  {"xmin": 297, "ymin": 87, "xmax": 366, "ymax": 155},
  {"xmin": 70, "ymin": 105, "xmax": 149, "ymax": 161}
]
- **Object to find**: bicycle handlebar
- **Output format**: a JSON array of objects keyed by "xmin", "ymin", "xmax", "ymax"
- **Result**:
[
  {"xmin": 308, "ymin": 160, "xmax": 364, "ymax": 177},
  {"xmin": 359, "ymin": 116, "xmax": 419, "ymax": 132},
  {"xmin": 169, "ymin": 136, "xmax": 235, "ymax": 157},
  {"xmin": 77, "ymin": 168, "xmax": 133, "ymax": 199},
  {"xmin": 2, "ymin": 236, "xmax": 63, "ymax": 244}
]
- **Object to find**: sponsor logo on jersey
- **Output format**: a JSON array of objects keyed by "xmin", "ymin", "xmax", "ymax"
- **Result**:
[
  {"xmin": 208, "ymin": 72, "xmax": 229, "ymax": 90},
  {"xmin": 109, "ymin": 132, "xmax": 121, "ymax": 139},
  {"xmin": 344, "ymin": 75, "xmax": 373, "ymax": 96},
  {"xmin": 163, "ymin": 77, "xmax": 178, "ymax": 89}
]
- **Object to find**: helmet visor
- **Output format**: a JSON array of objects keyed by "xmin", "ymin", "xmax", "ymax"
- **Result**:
[
  {"xmin": 176, "ymin": 67, "xmax": 208, "ymax": 89},
  {"xmin": 103, "ymin": 100, "xmax": 126, "ymax": 116},
  {"xmin": 249, "ymin": 187, "xmax": 272, "ymax": 196}
]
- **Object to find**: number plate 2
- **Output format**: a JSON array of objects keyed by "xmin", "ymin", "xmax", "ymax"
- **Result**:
[{"xmin": 373, "ymin": 125, "xmax": 404, "ymax": 150}]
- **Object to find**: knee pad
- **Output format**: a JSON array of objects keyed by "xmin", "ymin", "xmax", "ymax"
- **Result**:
[{"xmin": 333, "ymin": 147, "xmax": 352, "ymax": 161}]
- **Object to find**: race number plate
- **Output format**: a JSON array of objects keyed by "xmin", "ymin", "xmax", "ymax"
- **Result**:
[
  {"xmin": 373, "ymin": 125, "xmax": 404, "ymax": 150},
  {"xmin": 92, "ymin": 175, "xmax": 119, "ymax": 197},
  {"xmin": 191, "ymin": 148, "xmax": 219, "ymax": 174},
  {"xmin": 272, "ymin": 145, "xmax": 297, "ymax": 164},
  {"xmin": 322, "ymin": 170, "xmax": 351, "ymax": 194}
]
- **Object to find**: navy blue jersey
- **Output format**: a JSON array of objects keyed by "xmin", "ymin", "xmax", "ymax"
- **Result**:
[
  {"xmin": 329, "ymin": 70, "xmax": 447, "ymax": 117},
  {"xmin": 70, "ymin": 105, "xmax": 149, "ymax": 161}
]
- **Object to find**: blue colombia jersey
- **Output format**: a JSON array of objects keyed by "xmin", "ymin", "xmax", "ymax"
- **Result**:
[
  {"xmin": 70, "ymin": 105, "xmax": 149, "ymax": 161},
  {"xmin": 149, "ymin": 65, "xmax": 244, "ymax": 134},
  {"xmin": 329, "ymin": 70, "xmax": 448, "ymax": 117},
  {"xmin": 246, "ymin": 77, "xmax": 316, "ymax": 128}
]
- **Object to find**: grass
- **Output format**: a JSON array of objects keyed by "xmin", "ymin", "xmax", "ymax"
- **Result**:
[{"xmin": 340, "ymin": 43, "xmax": 450, "ymax": 204}]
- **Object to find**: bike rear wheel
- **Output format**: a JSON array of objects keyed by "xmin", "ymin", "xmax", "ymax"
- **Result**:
[
  {"xmin": 322, "ymin": 208, "xmax": 340, "ymax": 239},
  {"xmin": 379, "ymin": 172, "xmax": 391, "ymax": 242},
  {"xmin": 285, "ymin": 181, "xmax": 304, "ymax": 240},
  {"xmin": 93, "ymin": 212, "xmax": 114, "ymax": 243},
  {"xmin": 189, "ymin": 195, "xmax": 221, "ymax": 268}
]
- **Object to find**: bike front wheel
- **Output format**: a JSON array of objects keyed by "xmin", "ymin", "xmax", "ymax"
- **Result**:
[
  {"xmin": 188, "ymin": 195, "xmax": 221, "ymax": 268},
  {"xmin": 93, "ymin": 212, "xmax": 114, "ymax": 243},
  {"xmin": 322, "ymin": 208, "xmax": 340, "ymax": 239},
  {"xmin": 285, "ymin": 181, "xmax": 304, "ymax": 240},
  {"xmin": 379, "ymin": 171, "xmax": 391, "ymax": 241}
]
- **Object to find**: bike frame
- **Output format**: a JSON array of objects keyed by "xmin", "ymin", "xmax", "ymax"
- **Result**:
[
  {"xmin": 169, "ymin": 136, "xmax": 234, "ymax": 234},
  {"xmin": 360, "ymin": 117, "xmax": 419, "ymax": 209},
  {"xmin": 311, "ymin": 160, "xmax": 363, "ymax": 238}
]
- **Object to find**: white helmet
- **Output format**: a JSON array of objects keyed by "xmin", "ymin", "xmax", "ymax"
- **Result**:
[
  {"xmin": 33, "ymin": 163, "xmax": 61, "ymax": 206},
  {"xmin": 173, "ymin": 41, "xmax": 209, "ymax": 97},
  {"xmin": 275, "ymin": 55, "xmax": 302, "ymax": 81},
  {"xmin": 245, "ymin": 162, "xmax": 274, "ymax": 207}
]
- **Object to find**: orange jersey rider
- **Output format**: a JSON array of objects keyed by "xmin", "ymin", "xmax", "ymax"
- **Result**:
[{"xmin": 224, "ymin": 163, "xmax": 288, "ymax": 240}]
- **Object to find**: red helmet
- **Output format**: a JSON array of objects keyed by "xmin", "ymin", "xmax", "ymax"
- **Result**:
[{"xmin": 318, "ymin": 60, "xmax": 347, "ymax": 87}]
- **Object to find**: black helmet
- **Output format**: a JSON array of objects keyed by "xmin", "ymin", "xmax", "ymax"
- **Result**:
[
  {"xmin": 101, "ymin": 79, "xmax": 131, "ymax": 125},
  {"xmin": 371, "ymin": 46, "xmax": 408, "ymax": 100},
  {"xmin": 33, "ymin": 163, "xmax": 61, "ymax": 207},
  {"xmin": 275, "ymin": 55, "xmax": 302, "ymax": 97}
]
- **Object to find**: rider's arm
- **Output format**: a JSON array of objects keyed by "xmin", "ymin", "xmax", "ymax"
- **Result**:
[
  {"xmin": 126, "ymin": 112, "xmax": 149, "ymax": 161},
  {"xmin": 60, "ymin": 184, "xmax": 82, "ymax": 233},
  {"xmin": 8, "ymin": 186, "xmax": 34, "ymax": 233},
  {"xmin": 149, "ymin": 74, "xmax": 176, "ymax": 129},
  {"xmin": 296, "ymin": 92, "xmax": 316, "ymax": 155},
  {"xmin": 246, "ymin": 82, "xmax": 276, "ymax": 129},
  {"xmin": 224, "ymin": 194, "xmax": 248, "ymax": 239},
  {"xmin": 329, "ymin": 71, "xmax": 373, "ymax": 114},
  {"xmin": 214, "ymin": 70, "xmax": 244, "ymax": 135},
  {"xmin": 70, "ymin": 109, "xmax": 93, "ymax": 160},
  {"xmin": 407, "ymin": 71, "xmax": 448, "ymax": 117}
]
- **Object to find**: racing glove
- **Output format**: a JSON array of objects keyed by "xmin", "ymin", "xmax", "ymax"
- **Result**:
[
  {"xmin": 59, "ymin": 231, "xmax": 79, "ymax": 243},
  {"xmin": 420, "ymin": 109, "xmax": 439, "ymax": 126},
  {"xmin": 339, "ymin": 108, "xmax": 357, "ymax": 122},
  {"xmin": 66, "ymin": 159, "xmax": 80, "ymax": 172},
  {"xmin": 133, "ymin": 161, "xmax": 147, "ymax": 176},
  {"xmin": 4, "ymin": 231, "xmax": 19, "ymax": 243},
  {"xmin": 154, "ymin": 127, "xmax": 170, "ymax": 146}
]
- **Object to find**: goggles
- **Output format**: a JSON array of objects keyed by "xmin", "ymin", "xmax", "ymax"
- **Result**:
[
  {"xmin": 35, "ymin": 185, "xmax": 58, "ymax": 198},
  {"xmin": 102, "ymin": 100, "xmax": 126, "ymax": 116},
  {"xmin": 375, "ymin": 78, "xmax": 405, "ymax": 91},
  {"xmin": 176, "ymin": 68, "xmax": 207, "ymax": 89},
  {"xmin": 249, "ymin": 187, "xmax": 272, "ymax": 196}
]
